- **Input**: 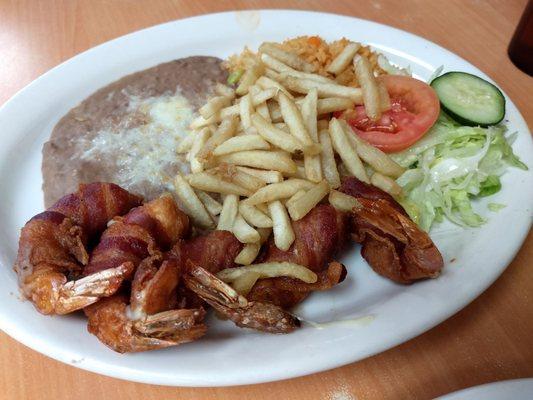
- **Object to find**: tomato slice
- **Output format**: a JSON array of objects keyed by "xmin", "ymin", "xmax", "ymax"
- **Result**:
[{"xmin": 340, "ymin": 75, "xmax": 440, "ymax": 153}]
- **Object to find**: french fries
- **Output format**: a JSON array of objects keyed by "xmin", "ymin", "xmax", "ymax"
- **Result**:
[
  {"xmin": 328, "ymin": 189, "xmax": 361, "ymax": 212},
  {"xmin": 190, "ymin": 114, "xmax": 218, "ymax": 129},
  {"xmin": 187, "ymin": 172, "xmax": 251, "ymax": 196},
  {"xmin": 301, "ymin": 88, "xmax": 323, "ymax": 182},
  {"xmin": 208, "ymin": 164, "xmax": 266, "ymax": 192},
  {"xmin": 377, "ymin": 80, "xmax": 391, "ymax": 112},
  {"xmin": 213, "ymin": 134, "xmax": 270, "ymax": 156},
  {"xmin": 246, "ymin": 179, "xmax": 315, "ymax": 205},
  {"xmin": 328, "ymin": 118, "xmax": 369, "ymax": 183},
  {"xmin": 195, "ymin": 190, "xmax": 222, "ymax": 216},
  {"xmin": 196, "ymin": 116, "xmax": 238, "ymax": 163},
  {"xmin": 182, "ymin": 38, "xmax": 407, "ymax": 251},
  {"xmin": 354, "ymin": 55, "xmax": 381, "ymax": 121},
  {"xmin": 218, "ymin": 150, "xmax": 297, "ymax": 174},
  {"xmin": 215, "ymin": 83, "xmax": 235, "ymax": 99},
  {"xmin": 280, "ymin": 75, "xmax": 363, "ymax": 103},
  {"xmin": 287, "ymin": 180, "xmax": 330, "ymax": 221},
  {"xmin": 286, "ymin": 189, "xmax": 307, "ymax": 207},
  {"xmin": 189, "ymin": 127, "xmax": 211, "ymax": 173},
  {"xmin": 370, "ymin": 172, "xmax": 403, "ymax": 196},
  {"xmin": 327, "ymin": 42, "xmax": 361, "ymax": 75},
  {"xmin": 341, "ymin": 121, "xmax": 405, "ymax": 178},
  {"xmin": 218, "ymin": 261, "xmax": 317, "ymax": 283},
  {"xmin": 318, "ymin": 128, "xmax": 341, "ymax": 188},
  {"xmin": 316, "ymin": 97, "xmax": 355, "ymax": 114},
  {"xmin": 234, "ymin": 227, "xmax": 271, "ymax": 265},
  {"xmin": 231, "ymin": 271, "xmax": 261, "ymax": 294},
  {"xmin": 259, "ymin": 42, "xmax": 316, "ymax": 73},
  {"xmin": 239, "ymin": 93, "xmax": 253, "ymax": 128},
  {"xmin": 232, "ymin": 213, "xmax": 261, "ymax": 243},
  {"xmin": 177, "ymin": 132, "xmax": 195, "ymax": 154},
  {"xmin": 174, "ymin": 174, "xmax": 215, "ymax": 229},
  {"xmin": 278, "ymin": 92, "xmax": 320, "ymax": 155},
  {"xmin": 251, "ymin": 113, "xmax": 306, "ymax": 154},
  {"xmin": 239, "ymin": 200, "xmax": 273, "ymax": 228},
  {"xmin": 256, "ymin": 76, "xmax": 294, "ymax": 99},
  {"xmin": 235, "ymin": 166, "xmax": 283, "ymax": 183},
  {"xmin": 236, "ymin": 63, "xmax": 265, "ymax": 96},
  {"xmin": 268, "ymin": 201, "xmax": 295, "ymax": 251},
  {"xmin": 217, "ymin": 194, "xmax": 239, "ymax": 231},
  {"xmin": 199, "ymin": 95, "xmax": 231, "ymax": 119}
]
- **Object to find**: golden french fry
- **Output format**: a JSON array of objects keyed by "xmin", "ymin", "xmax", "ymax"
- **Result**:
[
  {"xmin": 218, "ymin": 150, "xmax": 297, "ymax": 174},
  {"xmin": 174, "ymin": 174, "xmax": 214, "ymax": 229},
  {"xmin": 287, "ymin": 180, "xmax": 330, "ymax": 221},
  {"xmin": 236, "ymin": 63, "xmax": 265, "ymax": 96},
  {"xmin": 340, "ymin": 121, "xmax": 405, "ymax": 178},
  {"xmin": 231, "ymin": 271, "xmax": 261, "ymax": 294},
  {"xmin": 268, "ymin": 201, "xmax": 295, "ymax": 251},
  {"xmin": 301, "ymin": 88, "xmax": 323, "ymax": 183},
  {"xmin": 318, "ymin": 128, "xmax": 341, "ymax": 189},
  {"xmin": 239, "ymin": 93, "xmax": 253, "ymax": 129},
  {"xmin": 232, "ymin": 213, "xmax": 261, "ymax": 243},
  {"xmin": 187, "ymin": 172, "xmax": 251, "ymax": 196},
  {"xmin": 277, "ymin": 92, "xmax": 321, "ymax": 156},
  {"xmin": 189, "ymin": 127, "xmax": 211, "ymax": 173},
  {"xmin": 284, "ymin": 164, "xmax": 307, "ymax": 180},
  {"xmin": 190, "ymin": 114, "xmax": 218, "ymax": 129},
  {"xmin": 354, "ymin": 55, "xmax": 381, "ymax": 121},
  {"xmin": 259, "ymin": 42, "xmax": 315, "ymax": 73},
  {"xmin": 235, "ymin": 244, "xmax": 261, "ymax": 266},
  {"xmin": 177, "ymin": 131, "xmax": 196, "ymax": 154},
  {"xmin": 262, "ymin": 53, "xmax": 333, "ymax": 84},
  {"xmin": 260, "ymin": 53, "xmax": 295, "ymax": 72},
  {"xmin": 316, "ymin": 97, "xmax": 355, "ymax": 114},
  {"xmin": 246, "ymin": 178, "xmax": 314, "ymax": 205},
  {"xmin": 256, "ymin": 101, "xmax": 271, "ymax": 121},
  {"xmin": 215, "ymin": 83, "xmax": 236, "ymax": 99},
  {"xmin": 218, "ymin": 261, "xmax": 317, "ymax": 283},
  {"xmin": 280, "ymin": 75, "xmax": 363, "ymax": 103},
  {"xmin": 217, "ymin": 194, "xmax": 239, "ymax": 231},
  {"xmin": 285, "ymin": 189, "xmax": 307, "ymax": 208},
  {"xmin": 197, "ymin": 116, "xmax": 238, "ymax": 162},
  {"xmin": 209, "ymin": 163, "xmax": 266, "ymax": 192},
  {"xmin": 213, "ymin": 134, "xmax": 270, "ymax": 156},
  {"xmin": 235, "ymin": 166, "xmax": 283, "ymax": 183},
  {"xmin": 251, "ymin": 113, "xmax": 305, "ymax": 154},
  {"xmin": 195, "ymin": 190, "xmax": 222, "ymax": 216},
  {"xmin": 220, "ymin": 88, "xmax": 278, "ymax": 120},
  {"xmin": 377, "ymin": 80, "xmax": 391, "ymax": 112},
  {"xmin": 370, "ymin": 172, "xmax": 403, "ymax": 196},
  {"xmin": 239, "ymin": 200, "xmax": 273, "ymax": 228},
  {"xmin": 327, "ymin": 42, "xmax": 361, "ymax": 75},
  {"xmin": 199, "ymin": 95, "xmax": 231, "ymax": 119},
  {"xmin": 328, "ymin": 189, "xmax": 361, "ymax": 213},
  {"xmin": 267, "ymin": 100, "xmax": 283, "ymax": 123},
  {"xmin": 256, "ymin": 76, "xmax": 294, "ymax": 99},
  {"xmin": 328, "ymin": 118, "xmax": 369, "ymax": 183}
]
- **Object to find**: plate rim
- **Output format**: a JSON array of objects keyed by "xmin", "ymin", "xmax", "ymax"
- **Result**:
[{"xmin": 0, "ymin": 9, "xmax": 531, "ymax": 387}]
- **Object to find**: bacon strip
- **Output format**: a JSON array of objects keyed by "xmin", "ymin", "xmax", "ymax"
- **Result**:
[
  {"xmin": 340, "ymin": 177, "xmax": 444, "ymax": 284},
  {"xmin": 247, "ymin": 204, "xmax": 348, "ymax": 309}
]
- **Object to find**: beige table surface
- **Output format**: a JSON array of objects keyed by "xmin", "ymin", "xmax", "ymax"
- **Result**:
[{"xmin": 0, "ymin": 1, "xmax": 532, "ymax": 399}]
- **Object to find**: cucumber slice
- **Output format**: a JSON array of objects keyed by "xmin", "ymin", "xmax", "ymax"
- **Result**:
[{"xmin": 431, "ymin": 72, "xmax": 505, "ymax": 126}]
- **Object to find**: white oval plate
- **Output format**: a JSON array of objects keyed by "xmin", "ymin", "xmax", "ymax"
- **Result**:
[{"xmin": 0, "ymin": 10, "xmax": 531, "ymax": 387}]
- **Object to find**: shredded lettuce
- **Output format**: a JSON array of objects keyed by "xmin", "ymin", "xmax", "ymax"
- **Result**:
[{"xmin": 393, "ymin": 113, "xmax": 527, "ymax": 231}]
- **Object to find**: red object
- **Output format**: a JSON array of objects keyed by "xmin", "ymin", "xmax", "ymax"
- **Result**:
[{"xmin": 342, "ymin": 75, "xmax": 440, "ymax": 153}]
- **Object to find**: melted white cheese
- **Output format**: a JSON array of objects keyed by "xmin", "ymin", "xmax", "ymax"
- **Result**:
[{"xmin": 81, "ymin": 92, "xmax": 194, "ymax": 192}]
